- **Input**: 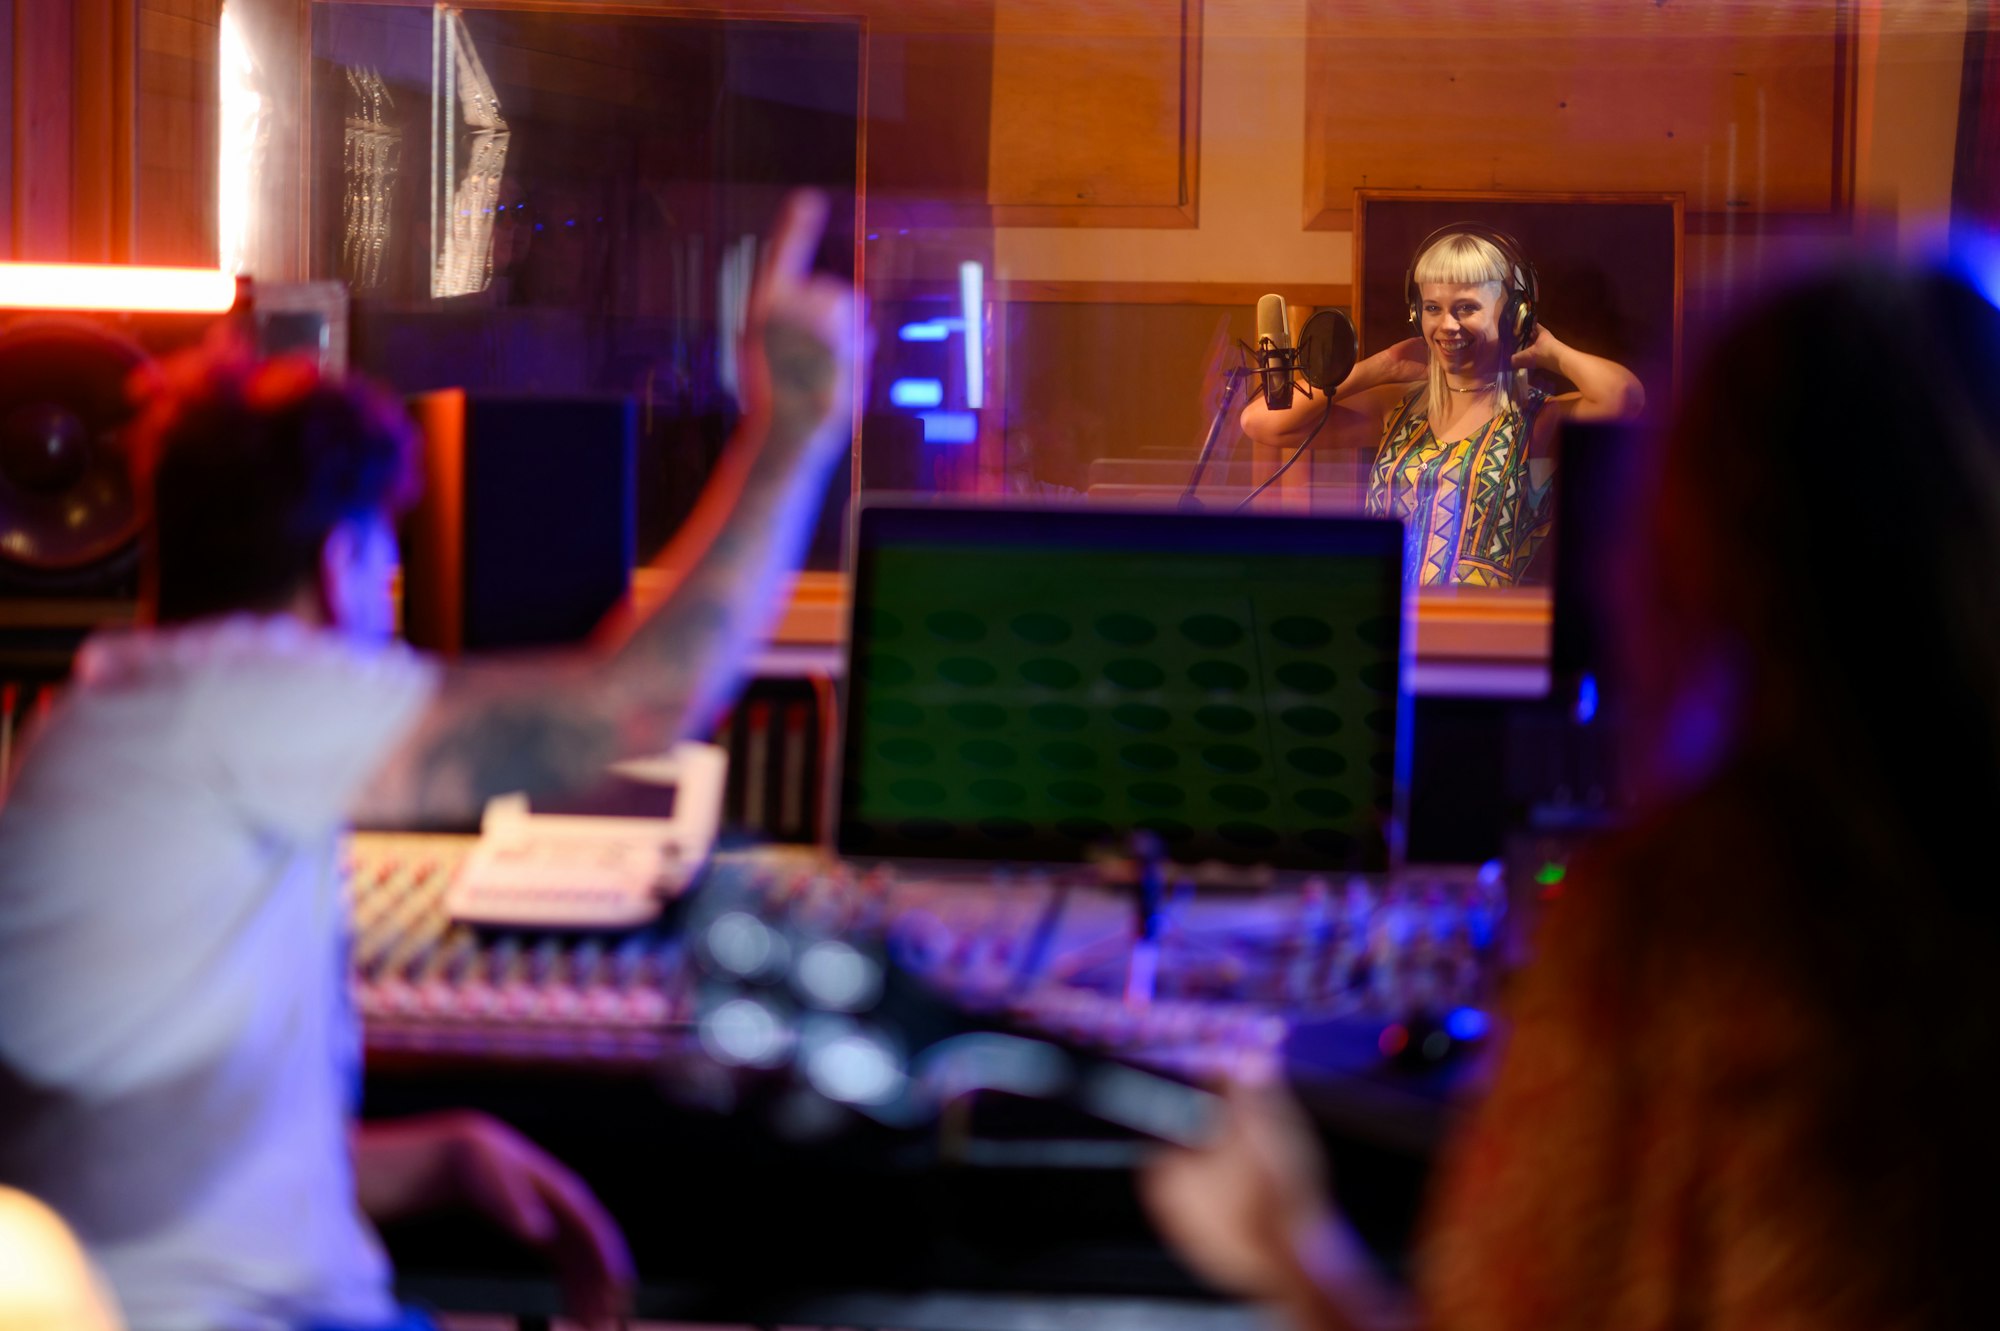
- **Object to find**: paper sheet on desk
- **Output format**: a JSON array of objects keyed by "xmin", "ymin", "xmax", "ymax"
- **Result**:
[{"xmin": 445, "ymin": 741, "xmax": 726, "ymax": 929}]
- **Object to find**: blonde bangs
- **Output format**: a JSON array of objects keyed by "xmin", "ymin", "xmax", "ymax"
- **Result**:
[
  {"xmin": 1412, "ymin": 233, "xmax": 1509, "ymax": 291},
  {"xmin": 1413, "ymin": 231, "xmax": 1525, "ymax": 427}
]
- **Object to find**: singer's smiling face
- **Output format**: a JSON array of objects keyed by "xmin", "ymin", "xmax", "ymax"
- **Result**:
[{"xmin": 1419, "ymin": 281, "xmax": 1506, "ymax": 375}]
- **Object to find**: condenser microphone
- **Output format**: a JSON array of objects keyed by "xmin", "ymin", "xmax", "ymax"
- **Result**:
[{"xmin": 1256, "ymin": 294, "xmax": 1296, "ymax": 411}]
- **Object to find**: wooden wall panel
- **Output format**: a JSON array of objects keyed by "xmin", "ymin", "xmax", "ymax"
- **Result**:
[
  {"xmin": 136, "ymin": 0, "xmax": 220, "ymax": 267},
  {"xmin": 1001, "ymin": 298, "xmax": 1247, "ymax": 494},
  {"xmin": 0, "ymin": 2, "xmax": 11, "ymax": 257},
  {"xmin": 865, "ymin": 24, "xmax": 997, "ymax": 228},
  {"xmin": 988, "ymin": 0, "xmax": 1199, "ymax": 227},
  {"xmin": 1304, "ymin": 0, "xmax": 1853, "ymax": 230},
  {"xmin": 992, "ymin": 279, "xmax": 1350, "ymax": 306},
  {"xmin": 1953, "ymin": 0, "xmax": 2000, "ymax": 224},
  {"xmin": 73, "ymin": 0, "xmax": 139, "ymax": 262},
  {"xmin": 1, "ymin": 0, "xmax": 214, "ymax": 265},
  {"xmin": 13, "ymin": 0, "xmax": 75, "ymax": 259}
]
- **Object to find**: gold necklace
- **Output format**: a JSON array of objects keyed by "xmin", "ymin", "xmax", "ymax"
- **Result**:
[{"xmin": 1446, "ymin": 381, "xmax": 1491, "ymax": 394}]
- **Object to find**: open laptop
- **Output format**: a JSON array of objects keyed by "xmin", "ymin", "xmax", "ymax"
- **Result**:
[{"xmin": 835, "ymin": 502, "xmax": 1410, "ymax": 875}]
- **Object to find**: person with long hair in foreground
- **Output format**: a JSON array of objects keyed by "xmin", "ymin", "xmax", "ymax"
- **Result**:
[{"xmin": 1148, "ymin": 261, "xmax": 2000, "ymax": 1331}]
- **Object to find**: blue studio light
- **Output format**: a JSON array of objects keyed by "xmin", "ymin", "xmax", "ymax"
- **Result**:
[
  {"xmin": 889, "ymin": 378, "xmax": 945, "ymax": 409},
  {"xmin": 897, "ymin": 320, "xmax": 953, "ymax": 343},
  {"xmin": 918, "ymin": 411, "xmax": 978, "ymax": 444},
  {"xmin": 1953, "ymin": 227, "xmax": 2000, "ymax": 312},
  {"xmin": 1445, "ymin": 1007, "xmax": 1490, "ymax": 1042},
  {"xmin": 1574, "ymin": 671, "xmax": 1600, "ymax": 726}
]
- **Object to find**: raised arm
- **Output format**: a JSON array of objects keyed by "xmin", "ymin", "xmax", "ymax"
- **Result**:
[
  {"xmin": 1241, "ymin": 337, "xmax": 1429, "ymax": 453},
  {"xmin": 1512, "ymin": 326, "xmax": 1644, "ymax": 422},
  {"xmin": 356, "ymin": 190, "xmax": 855, "ymax": 827}
]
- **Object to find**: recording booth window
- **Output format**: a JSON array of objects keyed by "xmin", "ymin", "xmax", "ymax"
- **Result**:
[
  {"xmin": 16, "ymin": 3, "xmax": 1937, "ymax": 815},
  {"xmin": 19, "ymin": 7, "xmax": 1975, "ymax": 1326},
  {"xmin": 297, "ymin": 3, "xmax": 861, "ymax": 572}
]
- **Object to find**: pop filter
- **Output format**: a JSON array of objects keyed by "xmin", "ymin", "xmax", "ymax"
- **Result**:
[
  {"xmin": 0, "ymin": 321, "xmax": 153, "ymax": 574},
  {"xmin": 1297, "ymin": 309, "xmax": 1357, "ymax": 392}
]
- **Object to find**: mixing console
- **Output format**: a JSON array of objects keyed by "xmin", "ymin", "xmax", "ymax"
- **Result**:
[
  {"xmin": 348, "ymin": 833, "xmax": 1507, "ymax": 1089},
  {"xmin": 347, "ymin": 833, "xmax": 691, "ymax": 1065}
]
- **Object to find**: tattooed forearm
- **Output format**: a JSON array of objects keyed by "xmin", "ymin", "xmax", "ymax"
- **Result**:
[
  {"xmin": 360, "ymin": 426, "xmax": 838, "ymax": 829},
  {"xmin": 355, "ymin": 191, "xmax": 852, "ymax": 828},
  {"xmin": 354, "ymin": 668, "xmax": 631, "ymax": 828},
  {"xmin": 598, "ymin": 421, "xmax": 840, "ymax": 732},
  {"xmin": 415, "ymin": 696, "xmax": 623, "ymax": 812},
  {"xmin": 586, "ymin": 194, "xmax": 850, "ymax": 747}
]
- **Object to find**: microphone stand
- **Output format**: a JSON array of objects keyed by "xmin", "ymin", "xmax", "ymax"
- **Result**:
[{"xmin": 1178, "ymin": 363, "xmax": 1253, "ymax": 513}]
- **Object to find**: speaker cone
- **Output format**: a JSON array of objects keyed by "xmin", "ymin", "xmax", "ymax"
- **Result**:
[{"xmin": 0, "ymin": 321, "xmax": 152, "ymax": 573}]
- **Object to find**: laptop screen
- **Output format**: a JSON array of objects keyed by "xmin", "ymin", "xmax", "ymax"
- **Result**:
[{"xmin": 837, "ymin": 504, "xmax": 1408, "ymax": 872}]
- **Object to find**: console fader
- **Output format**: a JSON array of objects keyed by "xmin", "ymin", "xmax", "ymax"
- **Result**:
[
  {"xmin": 348, "ymin": 833, "xmax": 1506, "ymax": 1077},
  {"xmin": 347, "ymin": 833, "xmax": 690, "ymax": 1066}
]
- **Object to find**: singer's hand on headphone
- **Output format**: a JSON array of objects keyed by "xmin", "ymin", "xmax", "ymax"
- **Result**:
[
  {"xmin": 1358, "ymin": 337, "xmax": 1431, "ymax": 389},
  {"xmin": 1508, "ymin": 325, "xmax": 1566, "ymax": 374}
]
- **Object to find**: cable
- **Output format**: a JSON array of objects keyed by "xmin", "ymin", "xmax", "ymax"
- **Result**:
[{"xmin": 1233, "ymin": 396, "xmax": 1333, "ymax": 513}]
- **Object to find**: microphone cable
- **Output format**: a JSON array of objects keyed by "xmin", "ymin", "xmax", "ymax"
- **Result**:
[{"xmin": 1234, "ymin": 394, "xmax": 1333, "ymax": 513}]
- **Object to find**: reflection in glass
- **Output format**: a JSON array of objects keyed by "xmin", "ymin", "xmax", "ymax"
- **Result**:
[
  {"xmin": 716, "ymin": 233, "xmax": 758, "ymax": 408},
  {"xmin": 341, "ymin": 67, "xmax": 398, "ymax": 292},
  {"xmin": 429, "ymin": 7, "xmax": 510, "ymax": 299},
  {"xmin": 306, "ymin": 5, "xmax": 860, "ymax": 567},
  {"xmin": 218, "ymin": 6, "xmax": 270, "ymax": 278}
]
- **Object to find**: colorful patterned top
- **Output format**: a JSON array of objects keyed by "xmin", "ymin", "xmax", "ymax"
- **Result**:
[{"xmin": 1365, "ymin": 385, "xmax": 1552, "ymax": 587}]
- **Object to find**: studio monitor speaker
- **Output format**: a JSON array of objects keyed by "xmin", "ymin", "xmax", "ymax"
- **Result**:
[{"xmin": 402, "ymin": 391, "xmax": 636, "ymax": 654}]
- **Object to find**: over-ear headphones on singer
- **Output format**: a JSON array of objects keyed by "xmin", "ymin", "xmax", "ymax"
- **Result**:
[{"xmin": 1404, "ymin": 223, "xmax": 1539, "ymax": 350}]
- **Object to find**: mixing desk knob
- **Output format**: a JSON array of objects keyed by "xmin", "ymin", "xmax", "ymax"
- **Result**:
[
  {"xmin": 582, "ymin": 986, "xmax": 625, "ymax": 1024},
  {"xmin": 541, "ymin": 986, "xmax": 586, "ymax": 1023},
  {"xmin": 416, "ymin": 981, "xmax": 459, "ymax": 1019},
  {"xmin": 498, "ymin": 983, "xmax": 540, "ymax": 1021},
  {"xmin": 366, "ymin": 979, "xmax": 416, "ymax": 1018},
  {"xmin": 625, "ymin": 989, "xmax": 670, "ymax": 1026},
  {"xmin": 458, "ymin": 982, "xmax": 501, "ymax": 1021}
]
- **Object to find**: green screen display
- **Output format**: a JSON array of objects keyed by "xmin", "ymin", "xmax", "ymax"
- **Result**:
[{"xmin": 837, "ymin": 510, "xmax": 1405, "ymax": 870}]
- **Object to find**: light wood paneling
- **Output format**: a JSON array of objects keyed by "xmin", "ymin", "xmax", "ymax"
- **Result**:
[
  {"xmin": 13, "ymin": 0, "xmax": 74, "ymax": 259},
  {"xmin": 988, "ymin": 0, "xmax": 1200, "ymax": 227},
  {"xmin": 73, "ymin": 0, "xmax": 139, "ymax": 263},
  {"xmin": 1303, "ymin": 0, "xmax": 1854, "ymax": 231},
  {"xmin": 0, "ymin": 1, "xmax": 12, "ymax": 257},
  {"xmin": 1, "ymin": 0, "xmax": 189, "ymax": 264},
  {"xmin": 993, "ymin": 278, "xmax": 1350, "ymax": 306},
  {"xmin": 1954, "ymin": 2, "xmax": 2000, "ymax": 224},
  {"xmin": 864, "ymin": 22, "xmax": 998, "ymax": 229},
  {"xmin": 136, "ymin": 0, "xmax": 219, "ymax": 267}
]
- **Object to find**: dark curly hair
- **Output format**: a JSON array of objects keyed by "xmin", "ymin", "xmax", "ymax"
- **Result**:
[{"xmin": 132, "ymin": 352, "xmax": 420, "ymax": 624}]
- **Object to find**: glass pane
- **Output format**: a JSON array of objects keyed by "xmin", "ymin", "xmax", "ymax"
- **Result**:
[
  {"xmin": 305, "ymin": 2, "xmax": 861, "ymax": 567},
  {"xmin": 222, "ymin": 0, "xmax": 1982, "ymax": 673}
]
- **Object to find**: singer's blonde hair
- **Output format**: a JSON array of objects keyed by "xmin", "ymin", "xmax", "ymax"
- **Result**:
[{"xmin": 1412, "ymin": 232, "xmax": 1531, "ymax": 429}]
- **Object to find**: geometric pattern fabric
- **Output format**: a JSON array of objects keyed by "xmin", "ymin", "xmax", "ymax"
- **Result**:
[{"xmin": 1365, "ymin": 385, "xmax": 1552, "ymax": 587}]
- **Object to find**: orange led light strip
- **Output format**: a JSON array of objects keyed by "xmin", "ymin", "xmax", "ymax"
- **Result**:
[{"xmin": 0, "ymin": 263, "xmax": 237, "ymax": 314}]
